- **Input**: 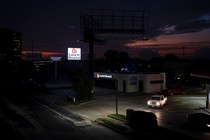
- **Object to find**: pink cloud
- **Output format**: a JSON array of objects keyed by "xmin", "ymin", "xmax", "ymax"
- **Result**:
[{"xmin": 126, "ymin": 28, "xmax": 210, "ymax": 58}]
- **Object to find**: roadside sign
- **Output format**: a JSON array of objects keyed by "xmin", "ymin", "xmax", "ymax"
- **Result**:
[
  {"xmin": 68, "ymin": 48, "xmax": 81, "ymax": 60},
  {"xmin": 50, "ymin": 56, "xmax": 62, "ymax": 61}
]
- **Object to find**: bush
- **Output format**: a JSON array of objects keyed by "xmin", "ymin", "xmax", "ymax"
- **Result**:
[{"xmin": 74, "ymin": 76, "xmax": 94, "ymax": 100}]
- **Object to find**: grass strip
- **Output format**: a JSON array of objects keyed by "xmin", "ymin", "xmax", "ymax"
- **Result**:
[{"xmin": 107, "ymin": 114, "xmax": 126, "ymax": 122}]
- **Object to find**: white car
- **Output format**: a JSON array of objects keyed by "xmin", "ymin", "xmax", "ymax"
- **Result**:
[{"xmin": 147, "ymin": 94, "xmax": 167, "ymax": 108}]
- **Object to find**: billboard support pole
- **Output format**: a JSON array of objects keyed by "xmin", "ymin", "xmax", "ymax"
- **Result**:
[{"xmin": 86, "ymin": 30, "xmax": 95, "ymax": 81}]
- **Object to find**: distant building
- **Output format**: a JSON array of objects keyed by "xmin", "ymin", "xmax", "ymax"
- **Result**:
[
  {"xmin": 94, "ymin": 72, "xmax": 166, "ymax": 93},
  {"xmin": 0, "ymin": 28, "xmax": 22, "ymax": 73},
  {"xmin": 25, "ymin": 52, "xmax": 43, "ymax": 61}
]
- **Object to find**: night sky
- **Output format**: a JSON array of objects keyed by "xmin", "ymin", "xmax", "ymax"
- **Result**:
[{"xmin": 1, "ymin": 0, "xmax": 210, "ymax": 60}]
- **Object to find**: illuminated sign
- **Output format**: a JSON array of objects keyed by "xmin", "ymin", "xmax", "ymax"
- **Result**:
[
  {"xmin": 68, "ymin": 48, "xmax": 81, "ymax": 60},
  {"xmin": 96, "ymin": 73, "xmax": 113, "ymax": 79},
  {"xmin": 130, "ymin": 76, "xmax": 137, "ymax": 85}
]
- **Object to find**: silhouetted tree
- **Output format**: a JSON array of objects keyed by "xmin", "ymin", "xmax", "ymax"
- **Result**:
[
  {"xmin": 163, "ymin": 54, "xmax": 180, "ymax": 62},
  {"xmin": 103, "ymin": 49, "xmax": 130, "ymax": 72}
]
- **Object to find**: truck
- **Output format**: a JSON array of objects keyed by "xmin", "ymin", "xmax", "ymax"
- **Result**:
[
  {"xmin": 147, "ymin": 94, "xmax": 167, "ymax": 108},
  {"xmin": 161, "ymin": 87, "xmax": 185, "ymax": 96}
]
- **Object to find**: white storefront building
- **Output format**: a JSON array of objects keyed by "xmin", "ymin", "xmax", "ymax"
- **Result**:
[{"xmin": 94, "ymin": 72, "xmax": 166, "ymax": 93}]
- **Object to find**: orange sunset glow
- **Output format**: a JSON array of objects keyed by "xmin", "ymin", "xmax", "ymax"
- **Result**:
[
  {"xmin": 126, "ymin": 29, "xmax": 210, "ymax": 58},
  {"xmin": 22, "ymin": 51, "xmax": 65, "ymax": 60}
]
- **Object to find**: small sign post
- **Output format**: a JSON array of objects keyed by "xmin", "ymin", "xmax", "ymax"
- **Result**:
[{"xmin": 50, "ymin": 56, "xmax": 62, "ymax": 83}]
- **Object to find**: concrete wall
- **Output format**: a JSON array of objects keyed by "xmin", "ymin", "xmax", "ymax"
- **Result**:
[
  {"xmin": 113, "ymin": 73, "xmax": 139, "ymax": 93},
  {"xmin": 139, "ymin": 73, "xmax": 166, "ymax": 93}
]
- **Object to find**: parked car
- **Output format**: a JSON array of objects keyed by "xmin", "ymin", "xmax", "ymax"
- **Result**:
[
  {"xmin": 127, "ymin": 110, "xmax": 158, "ymax": 131},
  {"xmin": 147, "ymin": 94, "xmax": 167, "ymax": 108},
  {"xmin": 186, "ymin": 113, "xmax": 210, "ymax": 131},
  {"xmin": 161, "ymin": 87, "xmax": 185, "ymax": 96}
]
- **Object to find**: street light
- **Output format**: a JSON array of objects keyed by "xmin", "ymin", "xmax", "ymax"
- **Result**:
[{"xmin": 116, "ymin": 91, "xmax": 118, "ymax": 115}]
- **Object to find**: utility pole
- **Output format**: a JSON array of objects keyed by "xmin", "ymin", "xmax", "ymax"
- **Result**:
[
  {"xmin": 87, "ymin": 30, "xmax": 95, "ymax": 80},
  {"xmin": 32, "ymin": 40, "xmax": 34, "ymax": 61}
]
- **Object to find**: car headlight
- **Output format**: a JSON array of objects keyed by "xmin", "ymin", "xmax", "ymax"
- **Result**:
[
  {"xmin": 206, "ymin": 124, "xmax": 210, "ymax": 127},
  {"xmin": 156, "ymin": 102, "xmax": 160, "ymax": 106}
]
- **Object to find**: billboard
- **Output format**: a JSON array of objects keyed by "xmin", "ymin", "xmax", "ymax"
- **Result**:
[{"xmin": 67, "ymin": 48, "xmax": 81, "ymax": 60}]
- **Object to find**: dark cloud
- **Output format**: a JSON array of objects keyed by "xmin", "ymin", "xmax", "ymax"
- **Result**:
[{"xmin": 149, "ymin": 0, "xmax": 210, "ymax": 36}]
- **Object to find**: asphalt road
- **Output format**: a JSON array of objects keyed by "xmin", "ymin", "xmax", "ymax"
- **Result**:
[
  {"xmin": 0, "ymin": 89, "xmax": 136, "ymax": 140},
  {"xmin": 40, "ymin": 85, "xmax": 210, "ymax": 140}
]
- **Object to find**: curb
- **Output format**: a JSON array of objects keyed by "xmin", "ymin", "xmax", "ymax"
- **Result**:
[
  {"xmin": 199, "ymin": 107, "xmax": 210, "ymax": 114},
  {"xmin": 94, "ymin": 117, "xmax": 134, "ymax": 136}
]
